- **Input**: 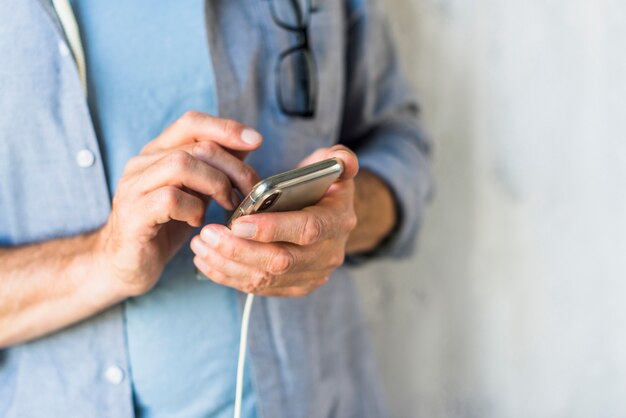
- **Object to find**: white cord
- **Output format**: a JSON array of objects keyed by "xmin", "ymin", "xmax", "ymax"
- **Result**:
[{"xmin": 234, "ymin": 293, "xmax": 255, "ymax": 418}]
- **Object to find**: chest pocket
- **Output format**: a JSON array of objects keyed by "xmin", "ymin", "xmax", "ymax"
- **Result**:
[{"xmin": 253, "ymin": 0, "xmax": 346, "ymax": 148}]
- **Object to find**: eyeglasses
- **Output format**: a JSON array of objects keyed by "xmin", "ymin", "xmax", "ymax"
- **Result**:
[{"xmin": 268, "ymin": 0, "xmax": 318, "ymax": 118}]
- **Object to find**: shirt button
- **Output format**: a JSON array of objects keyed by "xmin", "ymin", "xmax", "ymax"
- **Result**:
[
  {"xmin": 76, "ymin": 149, "xmax": 95, "ymax": 168},
  {"xmin": 58, "ymin": 41, "xmax": 70, "ymax": 58},
  {"xmin": 104, "ymin": 365, "xmax": 125, "ymax": 385}
]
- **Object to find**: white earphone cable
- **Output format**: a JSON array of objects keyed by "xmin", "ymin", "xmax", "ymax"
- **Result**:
[{"xmin": 234, "ymin": 293, "xmax": 255, "ymax": 418}]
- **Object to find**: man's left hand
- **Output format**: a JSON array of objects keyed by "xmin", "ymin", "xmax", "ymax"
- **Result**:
[{"xmin": 191, "ymin": 145, "xmax": 359, "ymax": 297}]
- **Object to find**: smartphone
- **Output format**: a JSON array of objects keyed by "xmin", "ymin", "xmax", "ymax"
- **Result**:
[
  {"xmin": 196, "ymin": 158, "xmax": 343, "ymax": 279},
  {"xmin": 227, "ymin": 158, "xmax": 344, "ymax": 227}
]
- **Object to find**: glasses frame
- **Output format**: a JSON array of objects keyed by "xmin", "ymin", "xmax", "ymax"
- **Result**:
[{"xmin": 268, "ymin": 0, "xmax": 318, "ymax": 118}]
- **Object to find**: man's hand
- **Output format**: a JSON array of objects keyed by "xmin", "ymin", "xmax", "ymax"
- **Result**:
[
  {"xmin": 191, "ymin": 145, "xmax": 359, "ymax": 297},
  {"xmin": 0, "ymin": 112, "xmax": 265, "ymax": 347},
  {"xmin": 96, "ymin": 112, "xmax": 263, "ymax": 298},
  {"xmin": 0, "ymin": 113, "xmax": 398, "ymax": 346}
]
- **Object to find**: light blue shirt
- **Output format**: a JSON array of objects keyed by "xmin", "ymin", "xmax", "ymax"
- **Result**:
[
  {"xmin": 0, "ymin": 1, "xmax": 432, "ymax": 417},
  {"xmin": 68, "ymin": 1, "xmax": 256, "ymax": 416}
]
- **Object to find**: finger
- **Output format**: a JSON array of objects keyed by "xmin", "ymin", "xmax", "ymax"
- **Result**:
[
  {"xmin": 194, "ymin": 256, "xmax": 243, "ymax": 289},
  {"xmin": 191, "ymin": 236, "xmax": 331, "ymax": 288},
  {"xmin": 191, "ymin": 237, "xmax": 268, "ymax": 287},
  {"xmin": 189, "ymin": 141, "xmax": 260, "ymax": 196},
  {"xmin": 142, "ymin": 186, "xmax": 206, "ymax": 228},
  {"xmin": 197, "ymin": 224, "xmax": 313, "ymax": 274},
  {"xmin": 142, "ymin": 111, "xmax": 262, "ymax": 156},
  {"xmin": 231, "ymin": 202, "xmax": 356, "ymax": 245},
  {"xmin": 297, "ymin": 145, "xmax": 359, "ymax": 181},
  {"xmin": 194, "ymin": 254, "xmax": 276, "ymax": 293},
  {"xmin": 122, "ymin": 142, "xmax": 260, "ymax": 197},
  {"xmin": 135, "ymin": 150, "xmax": 236, "ymax": 210},
  {"xmin": 193, "ymin": 254, "xmax": 329, "ymax": 296},
  {"xmin": 198, "ymin": 224, "xmax": 347, "ymax": 273}
]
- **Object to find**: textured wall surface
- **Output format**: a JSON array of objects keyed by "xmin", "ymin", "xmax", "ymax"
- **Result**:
[{"xmin": 355, "ymin": 1, "xmax": 626, "ymax": 417}]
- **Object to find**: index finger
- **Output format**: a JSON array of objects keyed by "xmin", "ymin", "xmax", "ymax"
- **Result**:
[{"xmin": 142, "ymin": 111, "xmax": 263, "ymax": 157}]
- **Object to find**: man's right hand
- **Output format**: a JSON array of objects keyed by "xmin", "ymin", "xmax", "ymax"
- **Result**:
[
  {"xmin": 0, "ymin": 112, "xmax": 263, "ymax": 347},
  {"xmin": 95, "ymin": 112, "xmax": 263, "ymax": 298}
]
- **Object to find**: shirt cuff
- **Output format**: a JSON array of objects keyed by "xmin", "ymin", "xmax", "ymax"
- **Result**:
[{"xmin": 346, "ymin": 130, "xmax": 433, "ymax": 265}]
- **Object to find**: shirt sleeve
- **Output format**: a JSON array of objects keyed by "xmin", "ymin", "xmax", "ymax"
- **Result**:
[{"xmin": 340, "ymin": 0, "xmax": 434, "ymax": 262}]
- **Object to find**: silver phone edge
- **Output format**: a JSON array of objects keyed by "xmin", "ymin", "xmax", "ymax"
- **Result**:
[{"xmin": 226, "ymin": 158, "xmax": 343, "ymax": 227}]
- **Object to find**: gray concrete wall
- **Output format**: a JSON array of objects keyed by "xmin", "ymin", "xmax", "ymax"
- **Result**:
[{"xmin": 355, "ymin": 1, "xmax": 626, "ymax": 417}]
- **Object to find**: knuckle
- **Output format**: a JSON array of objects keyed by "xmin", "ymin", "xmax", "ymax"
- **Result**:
[
  {"xmin": 246, "ymin": 271, "xmax": 271, "ymax": 293},
  {"xmin": 215, "ymin": 239, "xmax": 234, "ymax": 259},
  {"xmin": 167, "ymin": 150, "xmax": 193, "ymax": 171},
  {"xmin": 180, "ymin": 111, "xmax": 201, "ymax": 125},
  {"xmin": 215, "ymin": 171, "xmax": 231, "ymax": 190},
  {"xmin": 221, "ymin": 118, "xmax": 241, "ymax": 137},
  {"xmin": 193, "ymin": 140, "xmax": 218, "ymax": 158},
  {"xmin": 242, "ymin": 282, "xmax": 256, "ymax": 293},
  {"xmin": 301, "ymin": 216, "xmax": 323, "ymax": 245},
  {"xmin": 140, "ymin": 141, "xmax": 157, "ymax": 155},
  {"xmin": 158, "ymin": 187, "xmax": 180, "ymax": 210},
  {"xmin": 206, "ymin": 269, "xmax": 227, "ymax": 285},
  {"xmin": 328, "ymin": 251, "xmax": 345, "ymax": 268},
  {"xmin": 239, "ymin": 166, "xmax": 259, "ymax": 189},
  {"xmin": 268, "ymin": 249, "xmax": 294, "ymax": 275},
  {"xmin": 344, "ymin": 211, "xmax": 358, "ymax": 232},
  {"xmin": 123, "ymin": 156, "xmax": 142, "ymax": 175},
  {"xmin": 211, "ymin": 172, "xmax": 232, "ymax": 201}
]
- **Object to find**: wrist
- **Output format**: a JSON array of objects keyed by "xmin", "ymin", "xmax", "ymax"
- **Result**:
[
  {"xmin": 91, "ymin": 223, "xmax": 162, "ymax": 299},
  {"xmin": 347, "ymin": 170, "xmax": 397, "ymax": 254},
  {"xmin": 81, "ymin": 228, "xmax": 130, "ymax": 305}
]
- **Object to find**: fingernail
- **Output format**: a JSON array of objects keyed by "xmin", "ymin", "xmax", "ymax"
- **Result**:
[
  {"xmin": 201, "ymin": 227, "xmax": 219, "ymax": 247},
  {"xmin": 231, "ymin": 190, "xmax": 241, "ymax": 208},
  {"xmin": 190, "ymin": 238, "xmax": 209, "ymax": 258},
  {"xmin": 232, "ymin": 222, "xmax": 256, "ymax": 238},
  {"xmin": 241, "ymin": 128, "xmax": 262, "ymax": 145}
]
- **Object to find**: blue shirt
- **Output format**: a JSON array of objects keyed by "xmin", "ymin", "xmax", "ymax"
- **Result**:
[
  {"xmin": 68, "ymin": 1, "xmax": 256, "ymax": 417},
  {"xmin": 0, "ymin": 1, "xmax": 431, "ymax": 417}
]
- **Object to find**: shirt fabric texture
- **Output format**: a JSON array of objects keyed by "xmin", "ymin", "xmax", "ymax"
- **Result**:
[
  {"xmin": 67, "ymin": 0, "xmax": 257, "ymax": 416},
  {"xmin": 0, "ymin": 0, "xmax": 433, "ymax": 417}
]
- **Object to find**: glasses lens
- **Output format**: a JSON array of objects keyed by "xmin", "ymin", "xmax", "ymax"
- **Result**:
[
  {"xmin": 278, "ymin": 48, "xmax": 316, "ymax": 116},
  {"xmin": 270, "ymin": 0, "xmax": 310, "ymax": 29}
]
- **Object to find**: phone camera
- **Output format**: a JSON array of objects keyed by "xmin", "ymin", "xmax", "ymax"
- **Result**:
[{"xmin": 259, "ymin": 192, "xmax": 280, "ymax": 211}]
